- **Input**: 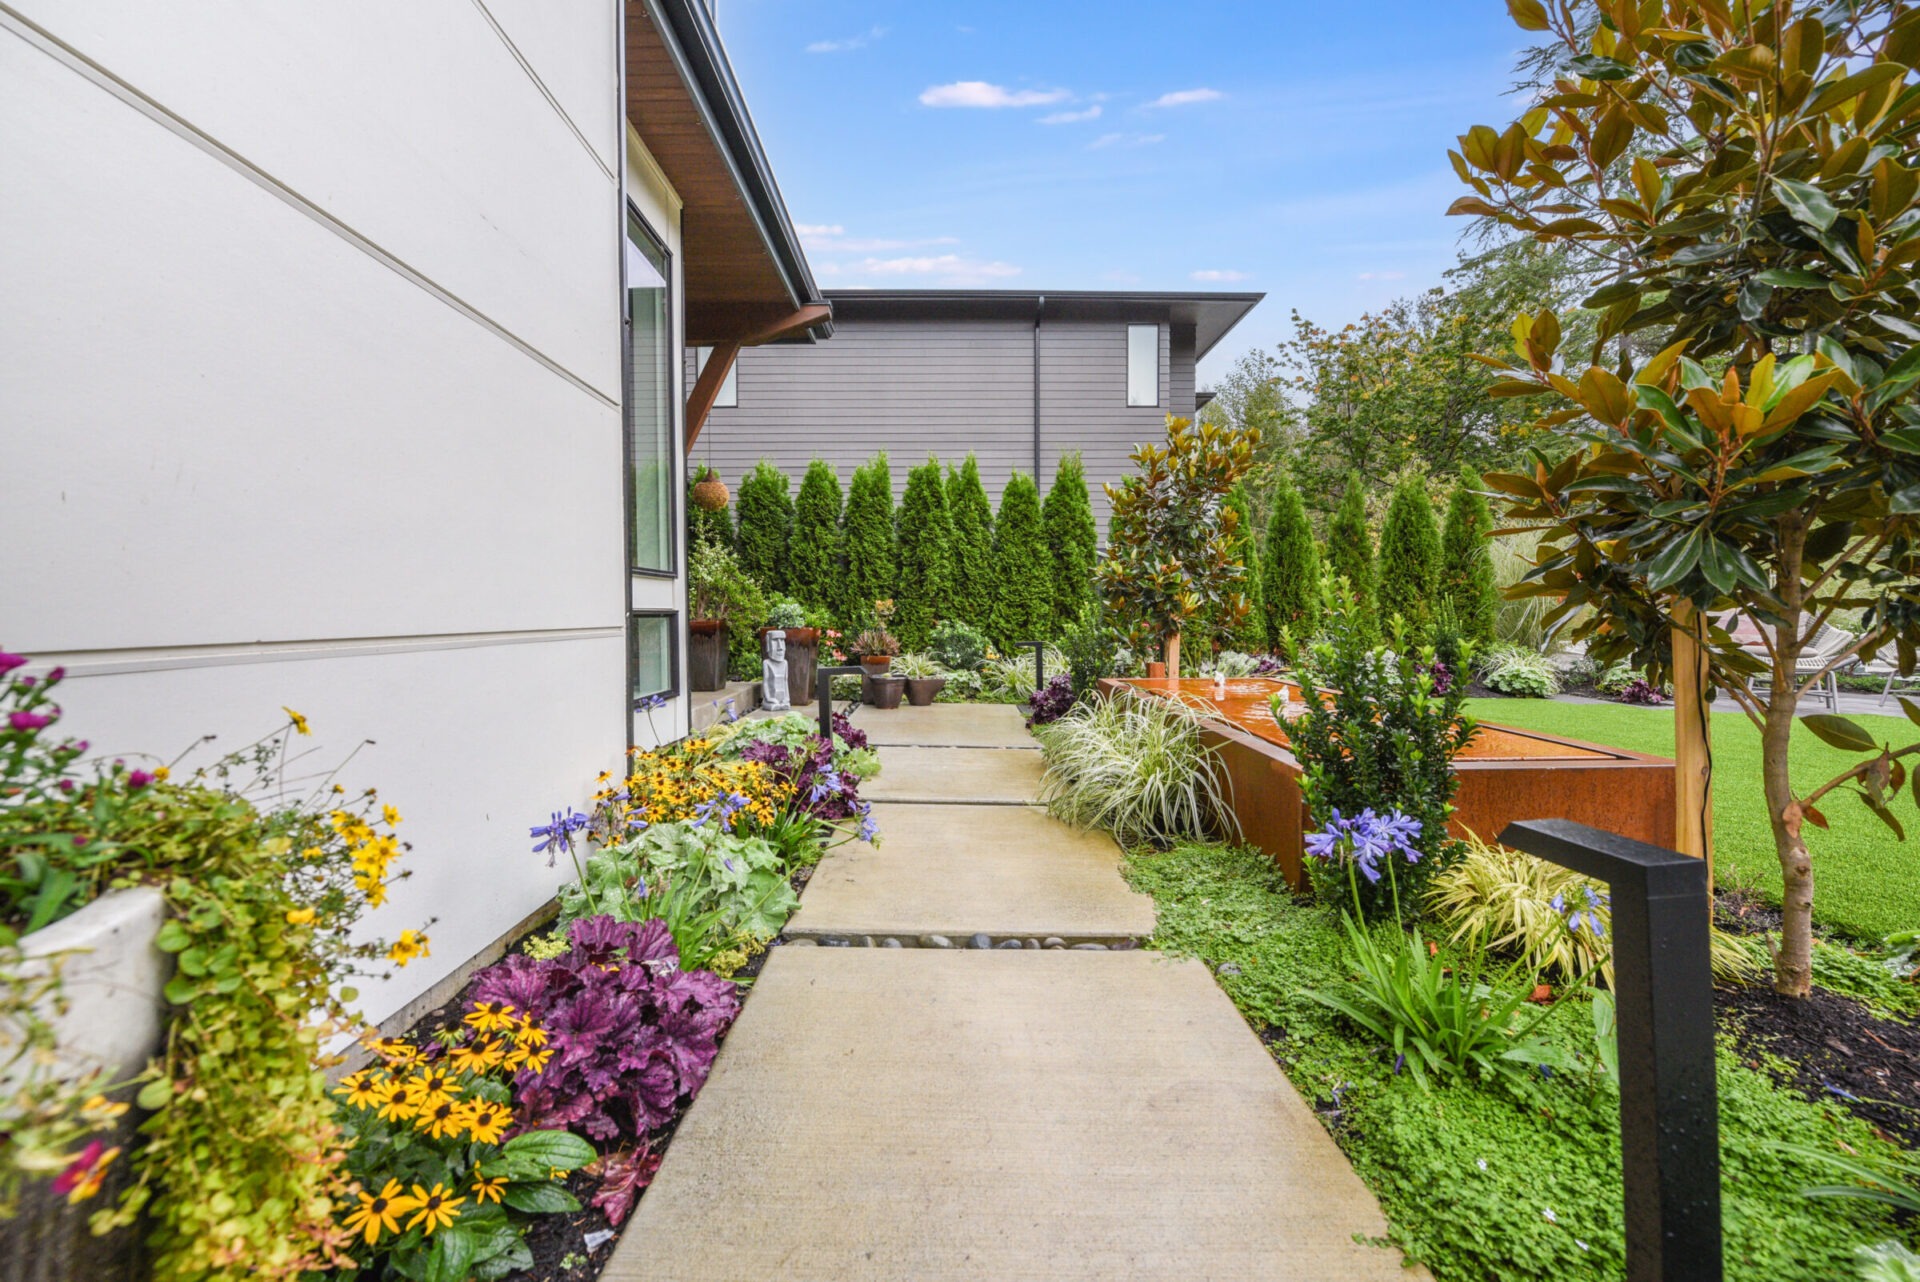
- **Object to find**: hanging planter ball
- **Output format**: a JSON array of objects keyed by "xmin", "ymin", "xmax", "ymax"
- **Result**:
[{"xmin": 691, "ymin": 476, "xmax": 731, "ymax": 511}]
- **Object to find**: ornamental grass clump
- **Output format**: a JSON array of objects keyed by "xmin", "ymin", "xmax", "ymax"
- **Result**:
[
  {"xmin": 1034, "ymin": 694, "xmax": 1232, "ymax": 847},
  {"xmin": 1424, "ymin": 835, "xmax": 1614, "ymax": 985}
]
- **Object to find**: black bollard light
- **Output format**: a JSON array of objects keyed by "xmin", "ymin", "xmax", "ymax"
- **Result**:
[{"xmin": 815, "ymin": 665, "xmax": 865, "ymax": 742}]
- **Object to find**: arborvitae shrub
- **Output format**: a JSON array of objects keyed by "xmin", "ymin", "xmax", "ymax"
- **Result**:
[
  {"xmin": 839, "ymin": 454, "xmax": 896, "ymax": 625},
  {"xmin": 1377, "ymin": 474, "xmax": 1441, "ymax": 638},
  {"xmin": 1261, "ymin": 469, "xmax": 1321, "ymax": 659},
  {"xmin": 1220, "ymin": 483, "xmax": 1268, "ymax": 653},
  {"xmin": 1326, "ymin": 474, "xmax": 1378, "ymax": 645},
  {"xmin": 894, "ymin": 458, "xmax": 954, "ymax": 652},
  {"xmin": 989, "ymin": 471, "xmax": 1053, "ymax": 648},
  {"xmin": 945, "ymin": 455, "xmax": 995, "ymax": 632},
  {"xmin": 1439, "ymin": 468, "xmax": 1500, "ymax": 650},
  {"xmin": 788, "ymin": 460, "xmax": 843, "ymax": 613},
  {"xmin": 734, "ymin": 460, "xmax": 792, "ymax": 593},
  {"xmin": 1042, "ymin": 453, "xmax": 1099, "ymax": 628}
]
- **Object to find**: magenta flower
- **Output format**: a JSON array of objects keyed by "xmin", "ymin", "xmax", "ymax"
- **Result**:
[
  {"xmin": 0, "ymin": 653, "xmax": 25, "ymax": 675},
  {"xmin": 8, "ymin": 711, "xmax": 53, "ymax": 731},
  {"xmin": 127, "ymin": 769, "xmax": 155, "ymax": 789}
]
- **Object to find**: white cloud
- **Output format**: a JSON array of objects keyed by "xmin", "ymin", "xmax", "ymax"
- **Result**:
[
  {"xmin": 1039, "ymin": 105, "xmax": 1102, "ymax": 124},
  {"xmin": 796, "ymin": 225, "xmax": 961, "ymax": 254},
  {"xmin": 1190, "ymin": 269, "xmax": 1249, "ymax": 283},
  {"xmin": 919, "ymin": 81, "xmax": 1070, "ymax": 108},
  {"xmin": 817, "ymin": 254, "xmax": 1023, "ymax": 286},
  {"xmin": 807, "ymin": 26, "xmax": 886, "ymax": 53},
  {"xmin": 1088, "ymin": 132, "xmax": 1165, "ymax": 150},
  {"xmin": 1147, "ymin": 87, "xmax": 1223, "ymax": 108},
  {"xmin": 1357, "ymin": 270, "xmax": 1408, "ymax": 281},
  {"xmin": 793, "ymin": 223, "xmax": 845, "ymax": 238}
]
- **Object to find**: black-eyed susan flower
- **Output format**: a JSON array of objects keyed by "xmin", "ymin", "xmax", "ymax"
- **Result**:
[
  {"xmin": 415, "ymin": 1098, "xmax": 466, "ymax": 1140},
  {"xmin": 405, "ymin": 1183, "xmax": 464, "ymax": 1235},
  {"xmin": 463, "ymin": 1001, "xmax": 517, "ymax": 1033},
  {"xmin": 459, "ymin": 1099, "xmax": 512, "ymax": 1145},
  {"xmin": 471, "ymin": 1173, "xmax": 507, "ymax": 1204},
  {"xmin": 344, "ymin": 1180, "xmax": 418, "ymax": 1245},
  {"xmin": 375, "ymin": 1079, "xmax": 420, "ymax": 1123},
  {"xmin": 448, "ymin": 1037, "xmax": 506, "ymax": 1075},
  {"xmin": 334, "ymin": 1071, "xmax": 383, "ymax": 1110},
  {"xmin": 408, "ymin": 1068, "xmax": 460, "ymax": 1106},
  {"xmin": 361, "ymin": 1034, "xmax": 421, "ymax": 1067},
  {"xmin": 511, "ymin": 1019, "xmax": 549, "ymax": 1048}
]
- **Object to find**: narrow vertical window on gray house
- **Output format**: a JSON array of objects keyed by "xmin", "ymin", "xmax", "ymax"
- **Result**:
[
  {"xmin": 629, "ymin": 611, "xmax": 676, "ymax": 703},
  {"xmin": 626, "ymin": 216, "xmax": 674, "ymax": 573},
  {"xmin": 1126, "ymin": 323, "xmax": 1159, "ymax": 407},
  {"xmin": 693, "ymin": 346, "xmax": 738, "ymax": 407}
]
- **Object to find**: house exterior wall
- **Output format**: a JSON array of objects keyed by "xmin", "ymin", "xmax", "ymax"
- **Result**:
[
  {"xmin": 0, "ymin": 1, "xmax": 646, "ymax": 1023},
  {"xmin": 691, "ymin": 310, "xmax": 1192, "ymax": 532}
]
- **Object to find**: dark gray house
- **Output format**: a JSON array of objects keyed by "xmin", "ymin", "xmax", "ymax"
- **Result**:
[{"xmin": 685, "ymin": 289, "xmax": 1262, "ymax": 531}]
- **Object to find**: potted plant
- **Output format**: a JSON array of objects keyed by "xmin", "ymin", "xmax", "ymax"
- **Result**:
[
  {"xmin": 893, "ymin": 652, "xmax": 947, "ymax": 706},
  {"xmin": 760, "ymin": 600, "xmax": 819, "ymax": 706},
  {"xmin": 852, "ymin": 625, "xmax": 899, "ymax": 678},
  {"xmin": 688, "ymin": 539, "xmax": 735, "ymax": 691}
]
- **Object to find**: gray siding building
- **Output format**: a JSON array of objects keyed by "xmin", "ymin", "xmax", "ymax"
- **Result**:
[{"xmin": 686, "ymin": 290, "xmax": 1261, "ymax": 531}]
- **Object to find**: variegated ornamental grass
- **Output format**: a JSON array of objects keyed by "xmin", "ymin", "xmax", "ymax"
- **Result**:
[{"xmin": 1033, "ymin": 694, "xmax": 1234, "ymax": 848}]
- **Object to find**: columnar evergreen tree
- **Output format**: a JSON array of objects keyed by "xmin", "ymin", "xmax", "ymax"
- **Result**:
[
  {"xmin": 893, "ymin": 458, "xmax": 954, "ymax": 652},
  {"xmin": 733, "ymin": 459, "xmax": 792, "ymax": 593},
  {"xmin": 1041, "ymin": 452, "xmax": 1099, "ymax": 627},
  {"xmin": 839, "ymin": 454, "xmax": 896, "ymax": 625},
  {"xmin": 788, "ymin": 460, "xmax": 843, "ymax": 614},
  {"xmin": 1260, "ymin": 468, "xmax": 1321, "ymax": 659},
  {"xmin": 1220, "ymin": 483, "xmax": 1268, "ymax": 653},
  {"xmin": 1438, "ymin": 467, "xmax": 1498, "ymax": 650},
  {"xmin": 1325, "ymin": 473, "xmax": 1378, "ymax": 645},
  {"xmin": 1376, "ymin": 474, "xmax": 1441, "ymax": 638},
  {"xmin": 687, "ymin": 465, "xmax": 733, "ymax": 552},
  {"xmin": 988, "ymin": 471, "xmax": 1052, "ymax": 648},
  {"xmin": 945, "ymin": 455, "xmax": 995, "ymax": 632}
]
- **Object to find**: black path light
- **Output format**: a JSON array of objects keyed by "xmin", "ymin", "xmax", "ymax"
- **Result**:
[
  {"xmin": 814, "ymin": 665, "xmax": 865, "ymax": 742},
  {"xmin": 1497, "ymin": 818, "xmax": 1721, "ymax": 1282},
  {"xmin": 1014, "ymin": 640, "xmax": 1047, "ymax": 693}
]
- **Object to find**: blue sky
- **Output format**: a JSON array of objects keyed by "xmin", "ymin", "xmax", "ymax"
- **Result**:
[{"xmin": 716, "ymin": 1, "xmax": 1532, "ymax": 385}]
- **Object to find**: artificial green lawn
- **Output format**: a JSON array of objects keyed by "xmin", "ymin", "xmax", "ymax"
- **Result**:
[
  {"xmin": 1124, "ymin": 842, "xmax": 1912, "ymax": 1281},
  {"xmin": 1464, "ymin": 697, "xmax": 1920, "ymax": 941}
]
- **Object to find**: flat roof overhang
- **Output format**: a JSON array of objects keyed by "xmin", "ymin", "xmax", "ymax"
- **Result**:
[
  {"xmin": 626, "ymin": 0, "xmax": 829, "ymax": 347},
  {"xmin": 821, "ymin": 289, "xmax": 1264, "ymax": 361}
]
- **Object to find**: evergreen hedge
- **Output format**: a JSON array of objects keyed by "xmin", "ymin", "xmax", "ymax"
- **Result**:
[
  {"xmin": 1221, "ymin": 483, "xmax": 1268, "ymax": 653},
  {"xmin": 1042, "ymin": 452, "xmax": 1099, "ymax": 628},
  {"xmin": 788, "ymin": 460, "xmax": 843, "ymax": 613},
  {"xmin": 839, "ymin": 454, "xmax": 896, "ymax": 625},
  {"xmin": 1439, "ymin": 467, "xmax": 1500, "ymax": 649},
  {"xmin": 893, "ymin": 458, "xmax": 954, "ymax": 652},
  {"xmin": 1260, "ymin": 468, "xmax": 1321, "ymax": 659},
  {"xmin": 687, "ymin": 465, "xmax": 733, "ymax": 552},
  {"xmin": 1326, "ymin": 474, "xmax": 1379, "ymax": 645},
  {"xmin": 945, "ymin": 455, "xmax": 995, "ymax": 632},
  {"xmin": 734, "ymin": 459, "xmax": 792, "ymax": 593},
  {"xmin": 1377, "ymin": 474, "xmax": 1441, "ymax": 638},
  {"xmin": 989, "ymin": 471, "xmax": 1053, "ymax": 648}
]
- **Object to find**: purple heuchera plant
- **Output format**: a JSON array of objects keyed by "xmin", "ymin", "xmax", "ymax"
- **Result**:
[
  {"xmin": 470, "ymin": 915, "xmax": 738, "ymax": 1142},
  {"xmin": 737, "ymin": 728, "xmax": 868, "ymax": 823},
  {"xmin": 1026, "ymin": 674, "xmax": 1075, "ymax": 726}
]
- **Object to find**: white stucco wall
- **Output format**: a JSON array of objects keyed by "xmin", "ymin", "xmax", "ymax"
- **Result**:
[{"xmin": 0, "ymin": 2, "xmax": 673, "ymax": 1022}]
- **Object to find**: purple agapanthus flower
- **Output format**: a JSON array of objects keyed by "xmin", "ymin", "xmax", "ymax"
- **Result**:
[
  {"xmin": 1304, "ymin": 807, "xmax": 1424, "ymax": 884},
  {"xmin": 1553, "ymin": 885, "xmax": 1609, "ymax": 938},
  {"xmin": 531, "ymin": 807, "xmax": 591, "ymax": 864}
]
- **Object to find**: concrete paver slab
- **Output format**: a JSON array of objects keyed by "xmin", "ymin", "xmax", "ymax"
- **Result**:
[
  {"xmin": 787, "ymin": 803, "xmax": 1154, "ymax": 941},
  {"xmin": 607, "ymin": 948, "xmax": 1420, "ymax": 1281},
  {"xmin": 864, "ymin": 745, "xmax": 1048, "ymax": 803},
  {"xmin": 846, "ymin": 701, "xmax": 1037, "ymax": 749}
]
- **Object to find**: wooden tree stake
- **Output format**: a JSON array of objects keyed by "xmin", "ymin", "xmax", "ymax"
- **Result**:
[{"xmin": 1671, "ymin": 603, "xmax": 1713, "ymax": 879}]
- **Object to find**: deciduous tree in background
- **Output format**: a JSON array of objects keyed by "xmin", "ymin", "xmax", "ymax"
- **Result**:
[
  {"xmin": 1096, "ymin": 416, "xmax": 1261, "ymax": 675},
  {"xmin": 1458, "ymin": 0, "xmax": 1920, "ymax": 997},
  {"xmin": 1377, "ymin": 474, "xmax": 1442, "ymax": 637},
  {"xmin": 1326, "ymin": 474, "xmax": 1379, "ymax": 646},
  {"xmin": 838, "ymin": 454, "xmax": 896, "ymax": 625},
  {"xmin": 1042, "ymin": 452, "xmax": 1100, "ymax": 629},
  {"xmin": 989, "ymin": 471, "xmax": 1053, "ymax": 648},
  {"xmin": 734, "ymin": 459, "xmax": 792, "ymax": 594},
  {"xmin": 945, "ymin": 455, "xmax": 996, "ymax": 633},
  {"xmin": 893, "ymin": 459, "xmax": 954, "ymax": 652},
  {"xmin": 1439, "ymin": 468, "xmax": 1499, "ymax": 649},
  {"xmin": 788, "ymin": 460, "xmax": 843, "ymax": 614},
  {"xmin": 1261, "ymin": 467, "xmax": 1322, "ymax": 659}
]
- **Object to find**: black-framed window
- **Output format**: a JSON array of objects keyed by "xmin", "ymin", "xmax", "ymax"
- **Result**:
[
  {"xmin": 625, "ymin": 213, "xmax": 675, "ymax": 574},
  {"xmin": 1126, "ymin": 322, "xmax": 1159, "ymax": 407},
  {"xmin": 629, "ymin": 611, "xmax": 678, "ymax": 706}
]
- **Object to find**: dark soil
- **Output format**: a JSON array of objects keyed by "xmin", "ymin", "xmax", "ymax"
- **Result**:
[{"xmin": 1719, "ymin": 982, "xmax": 1920, "ymax": 1147}]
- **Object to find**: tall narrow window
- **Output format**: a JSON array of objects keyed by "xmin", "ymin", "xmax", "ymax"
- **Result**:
[
  {"xmin": 692, "ymin": 346, "xmax": 738, "ymax": 407},
  {"xmin": 626, "ymin": 215, "xmax": 674, "ymax": 573},
  {"xmin": 1126, "ymin": 323, "xmax": 1159, "ymax": 407},
  {"xmin": 629, "ymin": 612, "xmax": 676, "ymax": 705}
]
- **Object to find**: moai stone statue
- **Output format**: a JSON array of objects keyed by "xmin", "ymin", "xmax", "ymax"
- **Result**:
[{"xmin": 761, "ymin": 630, "xmax": 791, "ymax": 712}]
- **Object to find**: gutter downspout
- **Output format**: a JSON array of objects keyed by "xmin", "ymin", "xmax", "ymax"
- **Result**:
[{"xmin": 1032, "ymin": 295, "xmax": 1044, "ymax": 481}]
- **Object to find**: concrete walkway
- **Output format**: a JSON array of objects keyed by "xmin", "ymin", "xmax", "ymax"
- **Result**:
[{"xmin": 607, "ymin": 703, "xmax": 1419, "ymax": 1281}]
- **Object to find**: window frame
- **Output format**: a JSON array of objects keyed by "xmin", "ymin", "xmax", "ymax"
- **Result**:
[
  {"xmin": 623, "ymin": 202, "xmax": 679, "ymax": 580},
  {"xmin": 693, "ymin": 345, "xmax": 739, "ymax": 408},
  {"xmin": 1125, "ymin": 322, "xmax": 1160, "ymax": 408}
]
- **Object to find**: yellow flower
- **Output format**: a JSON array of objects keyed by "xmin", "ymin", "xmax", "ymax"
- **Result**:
[
  {"xmin": 515, "ymin": 1045, "xmax": 554, "ymax": 1075},
  {"xmin": 285, "ymin": 906, "xmax": 316, "ymax": 926},
  {"xmin": 510, "ymin": 1019, "xmax": 549, "ymax": 1048},
  {"xmin": 375, "ymin": 1079, "xmax": 420, "ymax": 1123},
  {"xmin": 59, "ymin": 1145, "xmax": 119, "ymax": 1204},
  {"xmin": 408, "ymin": 1068, "xmax": 461, "ymax": 1106},
  {"xmin": 459, "ymin": 1099, "xmax": 512, "ymax": 1145},
  {"xmin": 448, "ymin": 1037, "xmax": 506, "ymax": 1075},
  {"xmin": 387, "ymin": 930, "xmax": 429, "ymax": 967},
  {"xmin": 361, "ymin": 1034, "xmax": 422, "ymax": 1066},
  {"xmin": 463, "ymin": 1001, "xmax": 517, "ymax": 1033},
  {"xmin": 405, "ymin": 1183, "xmax": 464, "ymax": 1235},
  {"xmin": 283, "ymin": 707, "xmax": 311, "ymax": 736},
  {"xmin": 359, "ymin": 877, "xmax": 389, "ymax": 908},
  {"xmin": 79, "ymin": 1094, "xmax": 129, "ymax": 1122},
  {"xmin": 153, "ymin": 766, "xmax": 170, "ymax": 782},
  {"xmin": 415, "ymin": 1097, "xmax": 466, "ymax": 1140},
  {"xmin": 471, "ymin": 1173, "xmax": 508, "ymax": 1204},
  {"xmin": 382, "ymin": 804, "xmax": 402, "ymax": 826},
  {"xmin": 334, "ymin": 1071, "xmax": 384, "ymax": 1110},
  {"xmin": 344, "ymin": 1180, "xmax": 418, "ymax": 1245}
]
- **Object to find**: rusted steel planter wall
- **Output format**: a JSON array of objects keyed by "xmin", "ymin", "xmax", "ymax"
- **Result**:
[{"xmin": 1098, "ymin": 677, "xmax": 1676, "ymax": 889}]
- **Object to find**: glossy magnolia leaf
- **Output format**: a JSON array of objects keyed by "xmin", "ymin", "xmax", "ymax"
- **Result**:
[
  {"xmin": 1803, "ymin": 801, "xmax": 1830, "ymax": 830},
  {"xmin": 1755, "ymin": 267, "xmax": 1828, "ymax": 288},
  {"xmin": 1645, "ymin": 529, "xmax": 1701, "ymax": 590},
  {"xmin": 1506, "ymin": 0, "xmax": 1550, "ymax": 30},
  {"xmin": 1698, "ymin": 535, "xmax": 1741, "ymax": 593},
  {"xmin": 1448, "ymin": 196, "xmax": 1503, "ymax": 218},
  {"xmin": 1806, "ymin": 63, "xmax": 1910, "ymax": 117},
  {"xmin": 1878, "ymin": 427, "xmax": 1920, "ymax": 454},
  {"xmin": 1899, "ymin": 696, "xmax": 1920, "ymax": 730},
  {"xmin": 1570, "ymin": 52, "xmax": 1633, "ymax": 81},
  {"xmin": 1774, "ymin": 178, "xmax": 1841, "ymax": 231},
  {"xmin": 1801, "ymin": 713, "xmax": 1880, "ymax": 753}
]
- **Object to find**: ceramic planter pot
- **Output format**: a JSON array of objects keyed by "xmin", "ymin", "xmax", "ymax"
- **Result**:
[
  {"xmin": 761, "ymin": 627, "xmax": 820, "ymax": 705},
  {"xmin": 904, "ymin": 675, "xmax": 946, "ymax": 707},
  {"xmin": 860, "ymin": 655, "xmax": 892, "ymax": 678},
  {"xmin": 689, "ymin": 620, "xmax": 728, "ymax": 692},
  {"xmin": 866, "ymin": 675, "xmax": 906, "ymax": 710}
]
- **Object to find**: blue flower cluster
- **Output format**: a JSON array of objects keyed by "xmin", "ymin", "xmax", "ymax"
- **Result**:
[
  {"xmin": 1552, "ymin": 885, "xmax": 1609, "ymax": 938},
  {"xmin": 692, "ymin": 790, "xmax": 751, "ymax": 832},
  {"xmin": 530, "ymin": 807, "xmax": 590, "ymax": 864},
  {"xmin": 1303, "ymin": 807, "xmax": 1423, "ymax": 885}
]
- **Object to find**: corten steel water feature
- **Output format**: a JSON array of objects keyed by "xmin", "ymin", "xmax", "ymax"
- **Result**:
[{"xmin": 1098, "ymin": 676, "xmax": 1677, "ymax": 887}]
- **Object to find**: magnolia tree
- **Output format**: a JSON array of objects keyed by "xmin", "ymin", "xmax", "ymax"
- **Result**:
[
  {"xmin": 1456, "ymin": 0, "xmax": 1920, "ymax": 996},
  {"xmin": 1097, "ymin": 416, "xmax": 1262, "ymax": 675}
]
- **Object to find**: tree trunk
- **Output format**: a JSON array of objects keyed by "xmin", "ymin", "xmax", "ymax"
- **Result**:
[
  {"xmin": 1768, "ymin": 519, "xmax": 1814, "ymax": 998},
  {"xmin": 1165, "ymin": 631, "xmax": 1183, "ymax": 679}
]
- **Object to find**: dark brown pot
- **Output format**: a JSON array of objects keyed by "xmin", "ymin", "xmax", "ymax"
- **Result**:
[
  {"xmin": 866, "ymin": 675, "xmax": 906, "ymax": 710},
  {"xmin": 904, "ymin": 676, "xmax": 946, "ymax": 707},
  {"xmin": 760, "ymin": 628, "xmax": 821, "ymax": 706},
  {"xmin": 688, "ymin": 619, "xmax": 727, "ymax": 692}
]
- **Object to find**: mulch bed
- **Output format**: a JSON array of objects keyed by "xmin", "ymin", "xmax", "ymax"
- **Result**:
[{"xmin": 1718, "ymin": 982, "xmax": 1920, "ymax": 1148}]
